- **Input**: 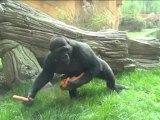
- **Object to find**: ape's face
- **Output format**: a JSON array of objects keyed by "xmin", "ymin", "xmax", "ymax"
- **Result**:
[
  {"xmin": 50, "ymin": 37, "xmax": 72, "ymax": 66},
  {"xmin": 53, "ymin": 50, "xmax": 70, "ymax": 65}
]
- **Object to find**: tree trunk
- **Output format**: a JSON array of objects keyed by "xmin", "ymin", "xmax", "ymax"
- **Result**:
[
  {"xmin": 128, "ymin": 38, "xmax": 160, "ymax": 69},
  {"xmin": 1, "ymin": 40, "xmax": 41, "ymax": 87}
]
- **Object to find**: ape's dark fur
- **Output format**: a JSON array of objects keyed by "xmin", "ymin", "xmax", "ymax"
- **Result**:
[{"xmin": 28, "ymin": 37, "xmax": 127, "ymax": 100}]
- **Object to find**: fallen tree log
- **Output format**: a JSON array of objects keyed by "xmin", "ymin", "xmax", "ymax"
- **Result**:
[
  {"xmin": 128, "ymin": 38, "xmax": 160, "ymax": 69},
  {"xmin": 0, "ymin": 40, "xmax": 42, "ymax": 87}
]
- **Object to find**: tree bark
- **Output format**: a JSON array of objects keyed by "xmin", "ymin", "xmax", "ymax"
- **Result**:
[
  {"xmin": 1, "ymin": 40, "xmax": 41, "ymax": 87},
  {"xmin": 128, "ymin": 38, "xmax": 160, "ymax": 69}
]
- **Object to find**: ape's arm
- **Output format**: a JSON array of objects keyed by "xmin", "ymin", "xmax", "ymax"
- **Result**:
[
  {"xmin": 28, "ymin": 71, "xmax": 54, "ymax": 98},
  {"xmin": 28, "ymin": 54, "xmax": 54, "ymax": 98},
  {"xmin": 64, "ymin": 59, "xmax": 101, "ymax": 90},
  {"xmin": 67, "ymin": 71, "xmax": 93, "ymax": 89}
]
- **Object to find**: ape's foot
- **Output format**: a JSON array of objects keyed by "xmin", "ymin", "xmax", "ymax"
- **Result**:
[
  {"xmin": 114, "ymin": 84, "xmax": 129, "ymax": 93},
  {"xmin": 69, "ymin": 90, "xmax": 80, "ymax": 99}
]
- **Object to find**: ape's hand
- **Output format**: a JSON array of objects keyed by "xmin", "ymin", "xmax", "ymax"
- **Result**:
[
  {"xmin": 60, "ymin": 73, "xmax": 84, "ymax": 90},
  {"xmin": 60, "ymin": 77, "xmax": 77, "ymax": 90},
  {"xmin": 22, "ymin": 96, "xmax": 34, "ymax": 106},
  {"xmin": 60, "ymin": 79, "xmax": 77, "ymax": 90},
  {"xmin": 13, "ymin": 95, "xmax": 34, "ymax": 106}
]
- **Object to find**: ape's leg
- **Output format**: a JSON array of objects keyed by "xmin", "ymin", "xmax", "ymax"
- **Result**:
[
  {"xmin": 97, "ymin": 60, "xmax": 127, "ymax": 91},
  {"xmin": 69, "ymin": 89, "xmax": 79, "ymax": 99}
]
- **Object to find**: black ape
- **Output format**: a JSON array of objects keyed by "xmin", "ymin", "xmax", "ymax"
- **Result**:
[{"xmin": 27, "ymin": 37, "xmax": 127, "ymax": 100}]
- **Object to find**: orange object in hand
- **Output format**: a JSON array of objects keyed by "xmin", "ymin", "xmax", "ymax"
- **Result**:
[
  {"xmin": 12, "ymin": 95, "xmax": 32, "ymax": 102},
  {"xmin": 60, "ymin": 73, "xmax": 84, "ymax": 88}
]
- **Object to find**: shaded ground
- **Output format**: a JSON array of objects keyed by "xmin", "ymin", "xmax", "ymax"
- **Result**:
[
  {"xmin": 0, "ymin": 75, "xmax": 10, "ymax": 98},
  {"xmin": 0, "ymin": 89, "xmax": 9, "ymax": 98}
]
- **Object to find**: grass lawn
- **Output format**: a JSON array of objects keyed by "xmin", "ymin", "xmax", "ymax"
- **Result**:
[
  {"xmin": 0, "ymin": 68, "xmax": 160, "ymax": 120},
  {"xmin": 127, "ymin": 28, "xmax": 159, "ymax": 39}
]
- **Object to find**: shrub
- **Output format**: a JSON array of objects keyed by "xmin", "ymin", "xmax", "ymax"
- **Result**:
[
  {"xmin": 77, "ymin": 10, "xmax": 113, "ymax": 31},
  {"xmin": 56, "ymin": 6, "xmax": 113, "ymax": 31},
  {"xmin": 119, "ymin": 15, "xmax": 146, "ymax": 32},
  {"xmin": 145, "ymin": 13, "xmax": 160, "ymax": 29},
  {"xmin": 56, "ymin": 7, "xmax": 76, "ymax": 25}
]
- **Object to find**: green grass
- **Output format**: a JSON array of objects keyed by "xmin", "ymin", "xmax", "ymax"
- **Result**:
[
  {"xmin": 0, "ymin": 68, "xmax": 160, "ymax": 120},
  {"xmin": 127, "ymin": 28, "xmax": 159, "ymax": 39}
]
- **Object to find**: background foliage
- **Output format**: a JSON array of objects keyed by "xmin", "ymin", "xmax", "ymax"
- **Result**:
[
  {"xmin": 120, "ymin": 0, "xmax": 160, "ymax": 15},
  {"xmin": 120, "ymin": 16, "xmax": 145, "ymax": 32},
  {"xmin": 119, "ymin": 0, "xmax": 160, "ymax": 31}
]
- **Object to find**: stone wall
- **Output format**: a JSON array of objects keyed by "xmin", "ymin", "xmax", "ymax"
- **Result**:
[{"xmin": 22, "ymin": 0, "xmax": 122, "ymax": 30}]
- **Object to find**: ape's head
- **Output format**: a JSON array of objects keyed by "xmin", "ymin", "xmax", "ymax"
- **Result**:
[{"xmin": 49, "ymin": 37, "xmax": 73, "ymax": 65}]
